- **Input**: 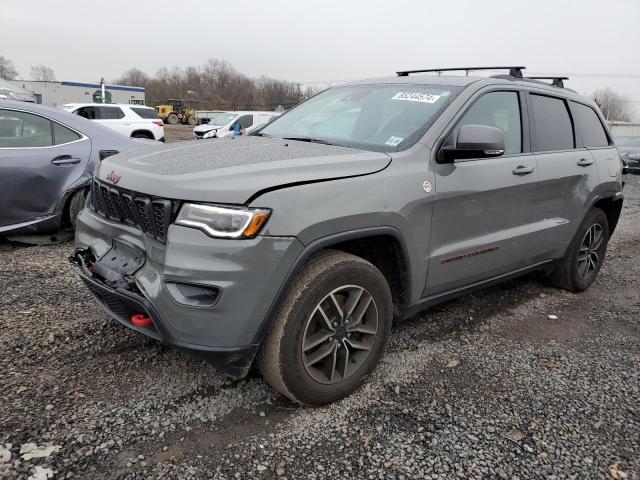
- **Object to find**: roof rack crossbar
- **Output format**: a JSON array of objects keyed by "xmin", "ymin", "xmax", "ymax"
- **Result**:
[
  {"xmin": 527, "ymin": 76, "xmax": 569, "ymax": 88},
  {"xmin": 396, "ymin": 66, "xmax": 525, "ymax": 78}
]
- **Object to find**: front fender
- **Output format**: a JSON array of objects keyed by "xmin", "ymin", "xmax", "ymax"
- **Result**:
[{"xmin": 250, "ymin": 226, "xmax": 414, "ymax": 345}]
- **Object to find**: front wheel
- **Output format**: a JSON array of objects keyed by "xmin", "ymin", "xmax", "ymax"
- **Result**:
[
  {"xmin": 551, "ymin": 208, "xmax": 609, "ymax": 292},
  {"xmin": 257, "ymin": 250, "xmax": 392, "ymax": 405}
]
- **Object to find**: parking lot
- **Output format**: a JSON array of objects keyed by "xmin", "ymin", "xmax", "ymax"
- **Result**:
[{"xmin": 0, "ymin": 130, "xmax": 639, "ymax": 478}]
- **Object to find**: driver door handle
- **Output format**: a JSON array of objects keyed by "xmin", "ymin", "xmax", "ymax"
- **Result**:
[
  {"xmin": 512, "ymin": 165, "xmax": 535, "ymax": 176},
  {"xmin": 577, "ymin": 158, "xmax": 594, "ymax": 167},
  {"xmin": 51, "ymin": 155, "xmax": 81, "ymax": 165}
]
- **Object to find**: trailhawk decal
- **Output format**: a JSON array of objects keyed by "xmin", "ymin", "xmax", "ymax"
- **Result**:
[
  {"xmin": 441, "ymin": 245, "xmax": 499, "ymax": 264},
  {"xmin": 391, "ymin": 92, "xmax": 441, "ymax": 103}
]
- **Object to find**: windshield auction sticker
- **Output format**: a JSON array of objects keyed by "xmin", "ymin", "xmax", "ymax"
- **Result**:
[
  {"xmin": 385, "ymin": 136, "xmax": 404, "ymax": 146},
  {"xmin": 392, "ymin": 92, "xmax": 441, "ymax": 103}
]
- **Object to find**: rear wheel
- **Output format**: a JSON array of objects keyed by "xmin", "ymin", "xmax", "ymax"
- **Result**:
[
  {"xmin": 166, "ymin": 113, "xmax": 179, "ymax": 125},
  {"xmin": 132, "ymin": 132, "xmax": 152, "ymax": 139},
  {"xmin": 67, "ymin": 189, "xmax": 86, "ymax": 229},
  {"xmin": 257, "ymin": 250, "xmax": 392, "ymax": 405},
  {"xmin": 550, "ymin": 208, "xmax": 609, "ymax": 292}
]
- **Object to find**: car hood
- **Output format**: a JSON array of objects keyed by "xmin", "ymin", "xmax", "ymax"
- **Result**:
[
  {"xmin": 96, "ymin": 136, "xmax": 391, "ymax": 204},
  {"xmin": 193, "ymin": 124, "xmax": 223, "ymax": 133}
]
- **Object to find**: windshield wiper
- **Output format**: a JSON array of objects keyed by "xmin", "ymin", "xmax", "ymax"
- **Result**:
[{"xmin": 282, "ymin": 136, "xmax": 336, "ymax": 146}]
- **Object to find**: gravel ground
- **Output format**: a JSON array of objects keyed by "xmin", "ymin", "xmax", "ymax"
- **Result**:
[{"xmin": 1, "ymin": 176, "xmax": 639, "ymax": 480}]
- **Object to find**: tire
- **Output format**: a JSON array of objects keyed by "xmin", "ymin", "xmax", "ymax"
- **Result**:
[
  {"xmin": 132, "ymin": 132, "xmax": 152, "ymax": 139},
  {"xmin": 257, "ymin": 250, "xmax": 393, "ymax": 406},
  {"xmin": 550, "ymin": 208, "xmax": 609, "ymax": 292},
  {"xmin": 187, "ymin": 115, "xmax": 197, "ymax": 126},
  {"xmin": 67, "ymin": 189, "xmax": 86, "ymax": 229},
  {"xmin": 166, "ymin": 113, "xmax": 179, "ymax": 125}
]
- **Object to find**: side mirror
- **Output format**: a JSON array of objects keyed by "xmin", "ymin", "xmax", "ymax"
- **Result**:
[{"xmin": 438, "ymin": 124, "xmax": 505, "ymax": 163}]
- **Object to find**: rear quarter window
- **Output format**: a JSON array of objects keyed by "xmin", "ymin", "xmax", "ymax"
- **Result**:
[
  {"xmin": 570, "ymin": 102, "xmax": 610, "ymax": 148},
  {"xmin": 530, "ymin": 94, "xmax": 574, "ymax": 152},
  {"xmin": 53, "ymin": 122, "xmax": 82, "ymax": 145},
  {"xmin": 131, "ymin": 107, "xmax": 159, "ymax": 119}
]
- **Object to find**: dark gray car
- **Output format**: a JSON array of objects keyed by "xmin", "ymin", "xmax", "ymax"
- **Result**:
[
  {"xmin": 0, "ymin": 100, "xmax": 149, "ymax": 235},
  {"xmin": 615, "ymin": 136, "xmax": 640, "ymax": 173},
  {"xmin": 70, "ymin": 67, "xmax": 624, "ymax": 405}
]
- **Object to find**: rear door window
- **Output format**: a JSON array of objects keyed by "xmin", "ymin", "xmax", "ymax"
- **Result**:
[
  {"xmin": 530, "ymin": 94, "xmax": 574, "ymax": 151},
  {"xmin": 450, "ymin": 91, "xmax": 522, "ymax": 155},
  {"xmin": 131, "ymin": 107, "xmax": 159, "ymax": 119},
  {"xmin": 570, "ymin": 102, "xmax": 610, "ymax": 148},
  {"xmin": 96, "ymin": 106, "xmax": 125, "ymax": 120},
  {"xmin": 75, "ymin": 106, "xmax": 97, "ymax": 119},
  {"xmin": 0, "ymin": 109, "xmax": 53, "ymax": 147}
]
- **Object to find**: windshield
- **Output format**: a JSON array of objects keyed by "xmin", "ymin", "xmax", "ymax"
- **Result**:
[
  {"xmin": 259, "ymin": 84, "xmax": 462, "ymax": 151},
  {"xmin": 615, "ymin": 136, "xmax": 640, "ymax": 147},
  {"xmin": 207, "ymin": 113, "xmax": 238, "ymax": 125}
]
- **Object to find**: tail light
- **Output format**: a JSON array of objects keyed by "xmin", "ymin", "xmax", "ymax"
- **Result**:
[{"xmin": 153, "ymin": 120, "xmax": 164, "ymax": 127}]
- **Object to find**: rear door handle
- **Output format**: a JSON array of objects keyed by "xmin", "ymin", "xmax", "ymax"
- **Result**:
[
  {"xmin": 512, "ymin": 165, "xmax": 535, "ymax": 176},
  {"xmin": 577, "ymin": 158, "xmax": 594, "ymax": 167},
  {"xmin": 51, "ymin": 155, "xmax": 81, "ymax": 165}
]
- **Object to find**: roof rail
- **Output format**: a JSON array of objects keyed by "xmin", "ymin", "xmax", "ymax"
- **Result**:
[
  {"xmin": 396, "ymin": 66, "xmax": 525, "ymax": 78},
  {"xmin": 526, "ymin": 76, "xmax": 569, "ymax": 88}
]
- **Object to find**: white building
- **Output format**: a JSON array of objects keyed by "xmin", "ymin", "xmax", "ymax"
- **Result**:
[
  {"xmin": 608, "ymin": 121, "xmax": 640, "ymax": 138},
  {"xmin": 8, "ymin": 80, "xmax": 145, "ymax": 107}
]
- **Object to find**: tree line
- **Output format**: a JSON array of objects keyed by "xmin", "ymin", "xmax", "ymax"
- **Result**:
[
  {"xmin": 0, "ymin": 54, "xmax": 635, "ymax": 120},
  {"xmin": 115, "ymin": 59, "xmax": 317, "ymax": 111}
]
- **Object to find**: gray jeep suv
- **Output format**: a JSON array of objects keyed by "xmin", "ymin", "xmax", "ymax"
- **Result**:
[{"xmin": 71, "ymin": 66, "xmax": 624, "ymax": 405}]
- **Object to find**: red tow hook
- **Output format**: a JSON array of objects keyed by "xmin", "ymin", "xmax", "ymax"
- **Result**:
[{"xmin": 131, "ymin": 314, "xmax": 153, "ymax": 328}]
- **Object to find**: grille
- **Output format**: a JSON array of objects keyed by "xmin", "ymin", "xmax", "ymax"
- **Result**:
[{"xmin": 90, "ymin": 180, "xmax": 175, "ymax": 243}]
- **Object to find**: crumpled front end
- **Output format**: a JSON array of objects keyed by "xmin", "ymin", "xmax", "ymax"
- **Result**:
[{"xmin": 71, "ymin": 182, "xmax": 303, "ymax": 377}]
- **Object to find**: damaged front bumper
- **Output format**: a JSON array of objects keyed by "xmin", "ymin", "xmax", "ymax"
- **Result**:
[
  {"xmin": 69, "ymin": 250, "xmax": 258, "ymax": 378},
  {"xmin": 70, "ymin": 207, "xmax": 304, "ymax": 379}
]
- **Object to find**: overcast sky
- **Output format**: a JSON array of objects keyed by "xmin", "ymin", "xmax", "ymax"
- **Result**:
[{"xmin": 2, "ymin": 0, "xmax": 639, "ymax": 116}]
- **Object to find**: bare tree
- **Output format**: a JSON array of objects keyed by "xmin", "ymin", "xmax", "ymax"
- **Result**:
[
  {"xmin": 116, "ymin": 68, "xmax": 149, "ymax": 86},
  {"xmin": 593, "ymin": 87, "xmax": 632, "ymax": 122},
  {"xmin": 0, "ymin": 55, "xmax": 18, "ymax": 80},
  {"xmin": 117, "ymin": 58, "xmax": 309, "ymax": 110},
  {"xmin": 30, "ymin": 64, "xmax": 56, "ymax": 81}
]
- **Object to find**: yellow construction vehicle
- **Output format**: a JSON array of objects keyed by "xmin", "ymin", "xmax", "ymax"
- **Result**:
[{"xmin": 156, "ymin": 99, "xmax": 198, "ymax": 125}]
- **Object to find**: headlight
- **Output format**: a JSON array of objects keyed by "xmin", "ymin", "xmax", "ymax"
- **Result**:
[
  {"xmin": 175, "ymin": 203, "xmax": 270, "ymax": 239},
  {"xmin": 203, "ymin": 129, "xmax": 217, "ymax": 139}
]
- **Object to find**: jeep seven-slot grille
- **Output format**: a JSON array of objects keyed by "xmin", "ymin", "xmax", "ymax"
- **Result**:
[{"xmin": 90, "ymin": 180, "xmax": 175, "ymax": 243}]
